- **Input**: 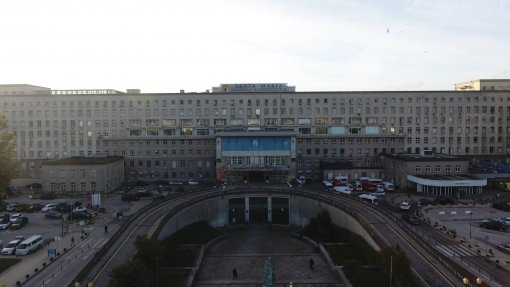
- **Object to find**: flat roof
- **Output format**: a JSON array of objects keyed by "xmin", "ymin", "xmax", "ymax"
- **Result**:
[
  {"xmin": 415, "ymin": 174, "xmax": 480, "ymax": 180},
  {"xmin": 384, "ymin": 153, "xmax": 466, "ymax": 162},
  {"xmin": 41, "ymin": 156, "xmax": 124, "ymax": 166}
]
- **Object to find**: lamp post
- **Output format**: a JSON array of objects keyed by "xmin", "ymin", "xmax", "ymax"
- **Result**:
[
  {"xmin": 465, "ymin": 210, "xmax": 472, "ymax": 239},
  {"xmin": 462, "ymin": 277, "xmax": 469, "ymax": 285}
]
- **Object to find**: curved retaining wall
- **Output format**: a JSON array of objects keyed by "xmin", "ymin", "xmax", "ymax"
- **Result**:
[{"xmin": 157, "ymin": 191, "xmax": 380, "ymax": 251}]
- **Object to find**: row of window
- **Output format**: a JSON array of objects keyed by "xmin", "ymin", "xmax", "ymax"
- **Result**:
[
  {"xmin": 7, "ymin": 105, "xmax": 510, "ymax": 120},
  {"xmin": 4, "ymin": 93, "xmax": 510, "ymax": 110},
  {"xmin": 415, "ymin": 165, "xmax": 462, "ymax": 174}
]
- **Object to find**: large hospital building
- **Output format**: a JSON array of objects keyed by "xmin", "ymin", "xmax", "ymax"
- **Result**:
[{"xmin": 1, "ymin": 80, "xmax": 510, "ymax": 195}]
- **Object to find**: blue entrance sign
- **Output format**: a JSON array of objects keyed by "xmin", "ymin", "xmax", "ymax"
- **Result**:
[{"xmin": 48, "ymin": 248, "xmax": 57, "ymax": 257}]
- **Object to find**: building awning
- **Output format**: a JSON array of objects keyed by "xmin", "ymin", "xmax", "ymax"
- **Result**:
[{"xmin": 407, "ymin": 175, "xmax": 487, "ymax": 187}]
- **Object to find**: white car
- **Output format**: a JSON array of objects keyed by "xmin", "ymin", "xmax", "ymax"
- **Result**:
[
  {"xmin": 72, "ymin": 207, "xmax": 87, "ymax": 213},
  {"xmin": 400, "ymin": 201, "xmax": 411, "ymax": 211},
  {"xmin": 9, "ymin": 213, "xmax": 23, "ymax": 222},
  {"xmin": 322, "ymin": 181, "xmax": 333, "ymax": 188},
  {"xmin": 188, "ymin": 180, "xmax": 199, "ymax": 185},
  {"xmin": 41, "ymin": 203, "xmax": 57, "ymax": 212},
  {"xmin": 1, "ymin": 238, "xmax": 23, "ymax": 255}
]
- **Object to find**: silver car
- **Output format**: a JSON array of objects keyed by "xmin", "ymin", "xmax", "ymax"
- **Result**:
[{"xmin": 1, "ymin": 239, "xmax": 23, "ymax": 255}]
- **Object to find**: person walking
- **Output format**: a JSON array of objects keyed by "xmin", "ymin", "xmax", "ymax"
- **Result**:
[
  {"xmin": 232, "ymin": 267, "xmax": 238, "ymax": 279},
  {"xmin": 71, "ymin": 236, "xmax": 75, "ymax": 247},
  {"xmin": 309, "ymin": 258, "xmax": 315, "ymax": 271},
  {"xmin": 104, "ymin": 224, "xmax": 108, "ymax": 235}
]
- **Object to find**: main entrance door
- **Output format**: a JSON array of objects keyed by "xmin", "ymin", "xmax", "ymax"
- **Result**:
[{"xmin": 249, "ymin": 197, "xmax": 268, "ymax": 223}]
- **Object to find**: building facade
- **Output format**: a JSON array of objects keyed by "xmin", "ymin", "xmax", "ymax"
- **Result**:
[
  {"xmin": 2, "ymin": 81, "xmax": 510, "ymax": 185},
  {"xmin": 40, "ymin": 156, "xmax": 125, "ymax": 194}
]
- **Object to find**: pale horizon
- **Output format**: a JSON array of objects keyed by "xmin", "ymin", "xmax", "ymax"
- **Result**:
[{"xmin": 1, "ymin": 0, "xmax": 509, "ymax": 93}]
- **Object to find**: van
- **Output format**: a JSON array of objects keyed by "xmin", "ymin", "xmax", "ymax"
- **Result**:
[
  {"xmin": 334, "ymin": 186, "xmax": 352, "ymax": 195},
  {"xmin": 382, "ymin": 182, "xmax": 395, "ymax": 192},
  {"xmin": 15, "ymin": 235, "xmax": 43, "ymax": 256}
]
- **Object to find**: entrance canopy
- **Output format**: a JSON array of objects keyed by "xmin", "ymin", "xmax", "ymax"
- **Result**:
[{"xmin": 407, "ymin": 174, "xmax": 487, "ymax": 198}]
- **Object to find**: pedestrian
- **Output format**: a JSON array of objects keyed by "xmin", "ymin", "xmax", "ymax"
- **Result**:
[
  {"xmin": 71, "ymin": 236, "xmax": 75, "ymax": 247},
  {"xmin": 232, "ymin": 267, "xmax": 238, "ymax": 279},
  {"xmin": 309, "ymin": 258, "xmax": 314, "ymax": 271},
  {"xmin": 104, "ymin": 224, "xmax": 108, "ymax": 235}
]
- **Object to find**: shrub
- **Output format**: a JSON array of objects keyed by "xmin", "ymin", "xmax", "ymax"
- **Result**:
[
  {"xmin": 16, "ymin": 281, "xmax": 20, "ymax": 286},
  {"xmin": 43, "ymin": 262, "xmax": 47, "ymax": 267},
  {"xmin": 35, "ymin": 268, "xmax": 39, "ymax": 273},
  {"xmin": 25, "ymin": 274, "xmax": 29, "ymax": 279}
]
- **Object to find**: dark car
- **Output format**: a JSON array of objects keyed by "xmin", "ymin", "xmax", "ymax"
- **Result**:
[
  {"xmin": 67, "ymin": 212, "xmax": 91, "ymax": 220},
  {"xmin": 480, "ymin": 219, "xmax": 507, "ymax": 231},
  {"xmin": 0, "ymin": 218, "xmax": 12, "ymax": 230},
  {"xmin": 45, "ymin": 211, "xmax": 63, "ymax": 219},
  {"xmin": 55, "ymin": 203, "xmax": 72, "ymax": 213},
  {"xmin": 402, "ymin": 214, "xmax": 420, "ymax": 225},
  {"xmin": 27, "ymin": 203, "xmax": 42, "ymax": 213},
  {"xmin": 10, "ymin": 217, "xmax": 28, "ymax": 230},
  {"xmin": 122, "ymin": 192, "xmax": 140, "ymax": 201}
]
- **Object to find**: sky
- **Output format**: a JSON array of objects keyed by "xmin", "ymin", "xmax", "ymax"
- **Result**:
[{"xmin": 1, "ymin": 0, "xmax": 509, "ymax": 93}]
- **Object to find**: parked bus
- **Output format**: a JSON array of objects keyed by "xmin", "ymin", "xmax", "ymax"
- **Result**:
[
  {"xmin": 358, "ymin": 194, "xmax": 378, "ymax": 204},
  {"xmin": 15, "ymin": 235, "xmax": 43, "ymax": 256}
]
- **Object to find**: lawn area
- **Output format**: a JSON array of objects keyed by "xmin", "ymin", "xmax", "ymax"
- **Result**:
[{"xmin": 0, "ymin": 258, "xmax": 21, "ymax": 273}]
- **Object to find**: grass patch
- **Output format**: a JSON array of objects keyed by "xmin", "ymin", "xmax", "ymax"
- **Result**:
[
  {"xmin": 0, "ymin": 258, "xmax": 21, "ymax": 273},
  {"xmin": 167, "ymin": 247, "xmax": 200, "ymax": 267},
  {"xmin": 300, "ymin": 210, "xmax": 416, "ymax": 287},
  {"xmin": 163, "ymin": 221, "xmax": 223, "ymax": 244},
  {"xmin": 159, "ymin": 269, "xmax": 190, "ymax": 287}
]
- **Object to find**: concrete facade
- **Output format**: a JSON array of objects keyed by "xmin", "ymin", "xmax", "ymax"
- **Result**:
[
  {"xmin": 2, "ymin": 81, "xmax": 510, "ymax": 185},
  {"xmin": 157, "ymin": 193, "xmax": 380, "ymax": 251},
  {"xmin": 40, "ymin": 156, "xmax": 125, "ymax": 194}
]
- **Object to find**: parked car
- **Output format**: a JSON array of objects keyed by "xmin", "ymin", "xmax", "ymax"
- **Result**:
[
  {"xmin": 480, "ymin": 219, "xmax": 507, "ymax": 231},
  {"xmin": 55, "ymin": 203, "xmax": 72, "ymax": 213},
  {"xmin": 399, "ymin": 201, "xmax": 412, "ymax": 211},
  {"xmin": 26, "ymin": 203, "xmax": 42, "ymax": 213},
  {"xmin": 168, "ymin": 181, "xmax": 183, "ymax": 185},
  {"xmin": 188, "ymin": 180, "xmax": 200, "ymax": 185},
  {"xmin": 122, "ymin": 192, "xmax": 140, "ymax": 201},
  {"xmin": 5, "ymin": 203, "xmax": 18, "ymax": 212},
  {"xmin": 10, "ymin": 217, "xmax": 28, "ymax": 230},
  {"xmin": 1, "ymin": 238, "xmax": 24, "ymax": 255},
  {"xmin": 72, "ymin": 206, "xmax": 87, "ymax": 213},
  {"xmin": 10, "ymin": 213, "xmax": 23, "ymax": 222},
  {"xmin": 45, "ymin": 211, "xmax": 63, "ymax": 219},
  {"xmin": 41, "ymin": 203, "xmax": 57, "ymax": 212},
  {"xmin": 322, "ymin": 181, "xmax": 333, "ymax": 188},
  {"xmin": 0, "ymin": 218, "xmax": 12, "ymax": 230}
]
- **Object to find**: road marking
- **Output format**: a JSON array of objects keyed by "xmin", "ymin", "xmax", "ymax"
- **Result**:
[{"xmin": 435, "ymin": 244, "xmax": 478, "ymax": 257}]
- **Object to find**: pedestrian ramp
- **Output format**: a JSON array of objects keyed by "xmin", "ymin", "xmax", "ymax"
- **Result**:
[{"xmin": 435, "ymin": 244, "xmax": 479, "ymax": 257}]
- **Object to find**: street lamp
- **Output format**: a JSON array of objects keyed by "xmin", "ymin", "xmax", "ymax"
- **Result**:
[
  {"xmin": 465, "ymin": 211, "xmax": 473, "ymax": 239},
  {"xmin": 462, "ymin": 277, "xmax": 469, "ymax": 285},
  {"xmin": 476, "ymin": 277, "xmax": 482, "ymax": 285}
]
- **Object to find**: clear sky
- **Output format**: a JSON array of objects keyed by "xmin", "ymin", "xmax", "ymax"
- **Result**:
[{"xmin": 1, "ymin": 0, "xmax": 509, "ymax": 92}]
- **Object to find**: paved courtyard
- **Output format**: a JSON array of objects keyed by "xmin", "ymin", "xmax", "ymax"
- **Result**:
[{"xmin": 194, "ymin": 225, "xmax": 345, "ymax": 287}]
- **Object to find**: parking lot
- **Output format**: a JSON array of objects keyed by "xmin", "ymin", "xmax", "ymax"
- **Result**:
[{"xmin": 0, "ymin": 191, "xmax": 152, "ymax": 254}]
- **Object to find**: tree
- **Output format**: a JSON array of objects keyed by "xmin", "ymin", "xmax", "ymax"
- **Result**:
[{"xmin": 0, "ymin": 115, "xmax": 19, "ymax": 204}]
